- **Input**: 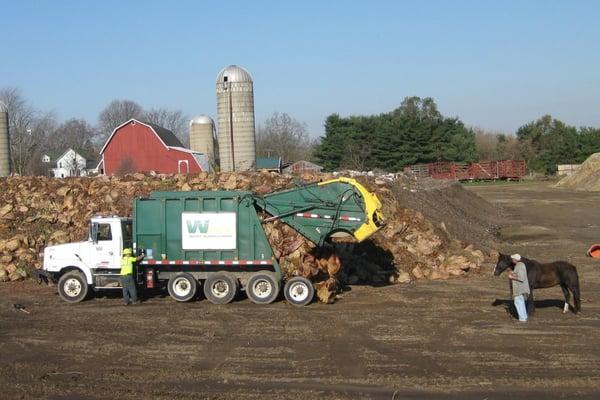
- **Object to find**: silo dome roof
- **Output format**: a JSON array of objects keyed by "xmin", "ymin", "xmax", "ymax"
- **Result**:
[
  {"xmin": 190, "ymin": 115, "xmax": 214, "ymax": 125},
  {"xmin": 0, "ymin": 101, "xmax": 7, "ymax": 112},
  {"xmin": 216, "ymin": 65, "xmax": 253, "ymax": 83}
]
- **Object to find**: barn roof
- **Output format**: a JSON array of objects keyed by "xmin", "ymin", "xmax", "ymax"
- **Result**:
[
  {"xmin": 99, "ymin": 119, "xmax": 183, "ymax": 154},
  {"xmin": 143, "ymin": 122, "xmax": 184, "ymax": 147}
]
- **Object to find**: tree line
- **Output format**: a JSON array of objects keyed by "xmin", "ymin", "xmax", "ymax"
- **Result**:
[
  {"xmin": 1, "ymin": 86, "xmax": 316, "ymax": 176},
  {"xmin": 314, "ymin": 97, "xmax": 477, "ymax": 171},
  {"xmin": 3, "ymin": 86, "xmax": 599, "ymax": 176},
  {"xmin": 314, "ymin": 96, "xmax": 600, "ymax": 174}
]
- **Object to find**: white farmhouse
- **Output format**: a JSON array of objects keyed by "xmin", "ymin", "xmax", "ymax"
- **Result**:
[{"xmin": 51, "ymin": 148, "xmax": 89, "ymax": 178}]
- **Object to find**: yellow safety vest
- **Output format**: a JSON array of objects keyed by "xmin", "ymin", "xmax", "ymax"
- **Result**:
[{"xmin": 120, "ymin": 256, "xmax": 137, "ymax": 276}]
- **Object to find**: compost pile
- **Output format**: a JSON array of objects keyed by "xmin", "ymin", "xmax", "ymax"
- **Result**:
[
  {"xmin": 0, "ymin": 172, "xmax": 494, "ymax": 302},
  {"xmin": 555, "ymin": 153, "xmax": 600, "ymax": 191}
]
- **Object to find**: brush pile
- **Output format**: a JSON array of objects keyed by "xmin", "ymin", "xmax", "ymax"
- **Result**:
[{"xmin": 0, "ymin": 172, "xmax": 495, "ymax": 302}]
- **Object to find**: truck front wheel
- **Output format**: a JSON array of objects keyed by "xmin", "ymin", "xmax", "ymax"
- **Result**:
[
  {"xmin": 167, "ymin": 273, "xmax": 197, "ymax": 302},
  {"xmin": 58, "ymin": 271, "xmax": 89, "ymax": 303},
  {"xmin": 284, "ymin": 277, "xmax": 314, "ymax": 306},
  {"xmin": 246, "ymin": 272, "xmax": 280, "ymax": 305}
]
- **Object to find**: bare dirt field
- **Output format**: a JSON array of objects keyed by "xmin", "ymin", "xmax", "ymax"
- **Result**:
[{"xmin": 1, "ymin": 181, "xmax": 599, "ymax": 399}]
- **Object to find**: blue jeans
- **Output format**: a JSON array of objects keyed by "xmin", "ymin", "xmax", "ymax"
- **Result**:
[
  {"xmin": 121, "ymin": 275, "xmax": 138, "ymax": 304},
  {"xmin": 514, "ymin": 294, "xmax": 528, "ymax": 322}
]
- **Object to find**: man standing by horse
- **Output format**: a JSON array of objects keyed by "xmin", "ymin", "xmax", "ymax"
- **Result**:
[
  {"xmin": 494, "ymin": 252, "xmax": 581, "ymax": 316},
  {"xmin": 508, "ymin": 254, "xmax": 530, "ymax": 322}
]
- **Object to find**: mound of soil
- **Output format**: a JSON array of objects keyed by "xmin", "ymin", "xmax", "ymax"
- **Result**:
[
  {"xmin": 555, "ymin": 153, "xmax": 600, "ymax": 191},
  {"xmin": 389, "ymin": 178, "xmax": 500, "ymax": 251}
]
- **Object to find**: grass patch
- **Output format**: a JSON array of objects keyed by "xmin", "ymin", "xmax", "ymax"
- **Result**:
[{"xmin": 461, "ymin": 179, "xmax": 528, "ymax": 186}]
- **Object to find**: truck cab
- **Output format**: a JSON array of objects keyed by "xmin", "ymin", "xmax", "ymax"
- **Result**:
[{"xmin": 41, "ymin": 216, "xmax": 132, "ymax": 302}]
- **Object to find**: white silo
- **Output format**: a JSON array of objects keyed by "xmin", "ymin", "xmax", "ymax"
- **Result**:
[
  {"xmin": 0, "ymin": 101, "xmax": 10, "ymax": 177},
  {"xmin": 189, "ymin": 115, "xmax": 216, "ymax": 165},
  {"xmin": 216, "ymin": 65, "xmax": 256, "ymax": 172}
]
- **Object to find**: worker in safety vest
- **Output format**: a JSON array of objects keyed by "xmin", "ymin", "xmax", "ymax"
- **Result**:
[{"xmin": 121, "ymin": 248, "xmax": 144, "ymax": 305}]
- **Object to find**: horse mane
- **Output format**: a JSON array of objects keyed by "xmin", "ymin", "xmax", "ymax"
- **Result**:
[{"xmin": 520, "ymin": 256, "xmax": 538, "ymax": 266}]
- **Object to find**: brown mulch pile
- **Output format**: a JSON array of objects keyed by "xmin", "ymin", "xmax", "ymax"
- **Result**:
[{"xmin": 0, "ymin": 172, "xmax": 497, "ymax": 302}]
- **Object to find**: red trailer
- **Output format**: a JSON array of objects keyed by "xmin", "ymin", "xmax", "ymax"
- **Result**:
[{"xmin": 404, "ymin": 160, "xmax": 526, "ymax": 181}]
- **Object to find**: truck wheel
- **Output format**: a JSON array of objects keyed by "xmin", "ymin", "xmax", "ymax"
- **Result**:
[
  {"xmin": 204, "ymin": 273, "xmax": 238, "ymax": 305},
  {"xmin": 284, "ymin": 277, "xmax": 314, "ymax": 306},
  {"xmin": 167, "ymin": 273, "xmax": 197, "ymax": 302},
  {"xmin": 58, "ymin": 271, "xmax": 89, "ymax": 303},
  {"xmin": 246, "ymin": 272, "xmax": 280, "ymax": 305}
]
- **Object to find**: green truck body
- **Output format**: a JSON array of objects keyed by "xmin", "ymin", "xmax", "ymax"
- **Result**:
[{"xmin": 134, "ymin": 191, "xmax": 281, "ymax": 277}]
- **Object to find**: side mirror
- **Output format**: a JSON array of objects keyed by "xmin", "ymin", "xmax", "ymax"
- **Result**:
[{"xmin": 91, "ymin": 223, "xmax": 99, "ymax": 244}]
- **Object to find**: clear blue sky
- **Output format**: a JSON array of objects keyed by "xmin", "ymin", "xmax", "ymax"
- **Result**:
[{"xmin": 1, "ymin": 0, "xmax": 599, "ymax": 136}]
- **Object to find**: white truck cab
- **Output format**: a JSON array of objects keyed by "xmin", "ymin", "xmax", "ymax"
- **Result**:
[{"xmin": 39, "ymin": 216, "xmax": 132, "ymax": 302}]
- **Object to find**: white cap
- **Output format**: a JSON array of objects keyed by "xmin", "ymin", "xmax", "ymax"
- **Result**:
[{"xmin": 511, "ymin": 254, "xmax": 521, "ymax": 261}]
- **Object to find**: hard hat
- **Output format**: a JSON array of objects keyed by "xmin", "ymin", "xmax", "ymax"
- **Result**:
[
  {"xmin": 510, "ymin": 254, "xmax": 521, "ymax": 261},
  {"xmin": 123, "ymin": 248, "xmax": 132, "ymax": 255}
]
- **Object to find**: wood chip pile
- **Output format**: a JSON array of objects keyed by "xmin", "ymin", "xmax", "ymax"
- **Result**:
[{"xmin": 0, "ymin": 172, "xmax": 492, "ymax": 302}]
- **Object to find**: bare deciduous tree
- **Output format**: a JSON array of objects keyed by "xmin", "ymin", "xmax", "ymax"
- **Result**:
[
  {"xmin": 47, "ymin": 119, "xmax": 97, "ymax": 154},
  {"xmin": 27, "ymin": 112, "xmax": 59, "ymax": 175},
  {"xmin": 97, "ymin": 99, "xmax": 143, "ymax": 143},
  {"xmin": 496, "ymin": 134, "xmax": 522, "ymax": 160},
  {"xmin": 256, "ymin": 112, "xmax": 313, "ymax": 163},
  {"xmin": 342, "ymin": 140, "xmax": 373, "ymax": 171},
  {"xmin": 98, "ymin": 100, "xmax": 189, "ymax": 146},
  {"xmin": 0, "ymin": 87, "xmax": 59, "ymax": 175},
  {"xmin": 143, "ymin": 107, "xmax": 189, "ymax": 146},
  {"xmin": 473, "ymin": 127, "xmax": 503, "ymax": 160}
]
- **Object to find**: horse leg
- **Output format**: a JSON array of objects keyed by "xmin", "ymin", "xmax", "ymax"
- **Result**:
[
  {"xmin": 563, "ymin": 268, "xmax": 581, "ymax": 314},
  {"xmin": 560, "ymin": 284, "xmax": 570, "ymax": 313},
  {"xmin": 527, "ymin": 290, "xmax": 535, "ymax": 316}
]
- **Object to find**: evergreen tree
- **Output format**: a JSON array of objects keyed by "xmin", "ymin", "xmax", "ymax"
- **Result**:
[
  {"xmin": 315, "ymin": 97, "xmax": 477, "ymax": 171},
  {"xmin": 516, "ymin": 115, "xmax": 585, "ymax": 173}
]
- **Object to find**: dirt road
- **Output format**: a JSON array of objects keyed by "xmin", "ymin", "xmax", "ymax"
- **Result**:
[{"xmin": 1, "ymin": 182, "xmax": 599, "ymax": 399}]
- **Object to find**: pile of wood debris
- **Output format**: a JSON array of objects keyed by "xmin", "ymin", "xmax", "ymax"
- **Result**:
[{"xmin": 0, "ymin": 172, "xmax": 494, "ymax": 302}]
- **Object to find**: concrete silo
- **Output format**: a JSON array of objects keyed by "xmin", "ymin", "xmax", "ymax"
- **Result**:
[
  {"xmin": 216, "ymin": 65, "xmax": 255, "ymax": 171},
  {"xmin": 0, "ymin": 101, "xmax": 10, "ymax": 177},
  {"xmin": 189, "ymin": 115, "xmax": 216, "ymax": 166}
]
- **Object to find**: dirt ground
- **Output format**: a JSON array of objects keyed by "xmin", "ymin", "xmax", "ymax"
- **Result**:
[{"xmin": 1, "ymin": 181, "xmax": 599, "ymax": 399}]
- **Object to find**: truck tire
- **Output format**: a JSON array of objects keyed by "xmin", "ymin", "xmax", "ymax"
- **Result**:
[
  {"xmin": 58, "ymin": 271, "xmax": 89, "ymax": 303},
  {"xmin": 246, "ymin": 272, "xmax": 280, "ymax": 305},
  {"xmin": 204, "ymin": 273, "xmax": 238, "ymax": 304},
  {"xmin": 167, "ymin": 273, "xmax": 197, "ymax": 302},
  {"xmin": 284, "ymin": 277, "xmax": 314, "ymax": 306}
]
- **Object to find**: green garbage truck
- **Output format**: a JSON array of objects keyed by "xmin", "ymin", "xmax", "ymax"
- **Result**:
[{"xmin": 39, "ymin": 177, "xmax": 384, "ymax": 306}]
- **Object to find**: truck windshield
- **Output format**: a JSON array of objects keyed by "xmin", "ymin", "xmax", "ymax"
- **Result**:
[{"xmin": 122, "ymin": 221, "xmax": 133, "ymax": 250}]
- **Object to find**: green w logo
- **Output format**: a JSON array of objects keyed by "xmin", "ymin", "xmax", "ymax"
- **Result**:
[{"xmin": 186, "ymin": 220, "xmax": 209, "ymax": 234}]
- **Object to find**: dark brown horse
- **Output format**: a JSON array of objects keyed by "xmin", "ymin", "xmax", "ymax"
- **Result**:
[{"xmin": 494, "ymin": 253, "xmax": 581, "ymax": 314}]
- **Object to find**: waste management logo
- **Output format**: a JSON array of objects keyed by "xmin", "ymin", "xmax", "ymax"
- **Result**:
[{"xmin": 182, "ymin": 212, "xmax": 237, "ymax": 250}]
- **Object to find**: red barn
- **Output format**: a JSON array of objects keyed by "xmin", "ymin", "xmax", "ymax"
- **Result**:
[{"xmin": 98, "ymin": 119, "xmax": 207, "ymax": 175}]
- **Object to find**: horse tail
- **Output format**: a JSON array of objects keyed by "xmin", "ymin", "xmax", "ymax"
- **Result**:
[
  {"xmin": 560, "ymin": 263, "xmax": 581, "ymax": 313},
  {"xmin": 572, "ymin": 284, "xmax": 581, "ymax": 313}
]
